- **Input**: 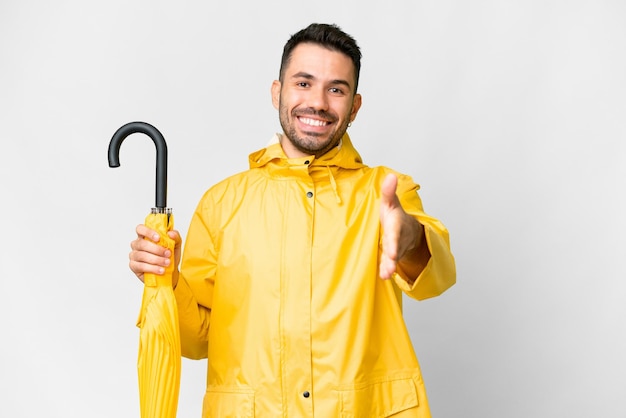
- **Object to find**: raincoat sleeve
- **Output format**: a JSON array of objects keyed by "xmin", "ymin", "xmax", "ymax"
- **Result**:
[
  {"xmin": 392, "ymin": 173, "xmax": 456, "ymax": 300},
  {"xmin": 173, "ymin": 195, "xmax": 216, "ymax": 360}
]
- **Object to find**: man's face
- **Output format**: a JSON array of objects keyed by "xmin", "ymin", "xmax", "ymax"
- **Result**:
[{"xmin": 272, "ymin": 43, "xmax": 362, "ymax": 158}]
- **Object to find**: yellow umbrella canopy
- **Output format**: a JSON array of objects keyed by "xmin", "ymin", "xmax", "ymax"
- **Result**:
[
  {"xmin": 109, "ymin": 122, "xmax": 181, "ymax": 417},
  {"xmin": 137, "ymin": 209, "xmax": 180, "ymax": 417}
]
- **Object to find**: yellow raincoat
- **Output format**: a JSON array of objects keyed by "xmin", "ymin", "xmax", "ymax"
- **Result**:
[{"xmin": 174, "ymin": 133, "xmax": 456, "ymax": 417}]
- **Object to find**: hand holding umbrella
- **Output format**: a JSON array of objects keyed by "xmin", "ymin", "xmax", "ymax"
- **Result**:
[{"xmin": 108, "ymin": 121, "xmax": 181, "ymax": 418}]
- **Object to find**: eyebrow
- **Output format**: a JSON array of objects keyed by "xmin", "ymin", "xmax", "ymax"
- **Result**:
[{"xmin": 291, "ymin": 72, "xmax": 353, "ymax": 90}]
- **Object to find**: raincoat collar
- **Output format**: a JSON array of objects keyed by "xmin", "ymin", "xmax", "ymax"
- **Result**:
[{"xmin": 249, "ymin": 132, "xmax": 365, "ymax": 170}]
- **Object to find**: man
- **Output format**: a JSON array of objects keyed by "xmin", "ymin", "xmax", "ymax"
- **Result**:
[{"xmin": 130, "ymin": 23, "xmax": 455, "ymax": 417}]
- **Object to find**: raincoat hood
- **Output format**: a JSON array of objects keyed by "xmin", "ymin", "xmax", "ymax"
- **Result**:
[{"xmin": 249, "ymin": 132, "xmax": 366, "ymax": 171}]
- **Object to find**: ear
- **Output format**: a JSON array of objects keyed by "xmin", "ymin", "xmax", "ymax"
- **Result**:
[
  {"xmin": 349, "ymin": 93, "xmax": 362, "ymax": 123},
  {"xmin": 271, "ymin": 80, "xmax": 281, "ymax": 110}
]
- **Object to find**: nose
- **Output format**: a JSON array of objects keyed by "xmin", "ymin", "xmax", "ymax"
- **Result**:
[{"xmin": 305, "ymin": 86, "xmax": 329, "ymax": 111}]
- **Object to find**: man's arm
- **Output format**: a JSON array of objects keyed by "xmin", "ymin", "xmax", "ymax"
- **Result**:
[{"xmin": 379, "ymin": 173, "xmax": 456, "ymax": 299}]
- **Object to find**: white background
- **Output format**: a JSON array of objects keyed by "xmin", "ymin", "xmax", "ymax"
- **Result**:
[{"xmin": 1, "ymin": 1, "xmax": 624, "ymax": 417}]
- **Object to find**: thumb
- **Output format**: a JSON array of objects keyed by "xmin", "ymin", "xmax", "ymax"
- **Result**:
[
  {"xmin": 167, "ymin": 230, "xmax": 182, "ymax": 246},
  {"xmin": 381, "ymin": 173, "xmax": 399, "ymax": 211},
  {"xmin": 167, "ymin": 230, "xmax": 183, "ymax": 266}
]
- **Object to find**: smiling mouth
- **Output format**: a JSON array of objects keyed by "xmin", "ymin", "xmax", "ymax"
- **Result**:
[{"xmin": 298, "ymin": 116, "xmax": 331, "ymax": 127}]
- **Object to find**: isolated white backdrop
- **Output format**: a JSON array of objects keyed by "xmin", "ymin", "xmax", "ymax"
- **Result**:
[{"xmin": 1, "ymin": 1, "xmax": 624, "ymax": 417}]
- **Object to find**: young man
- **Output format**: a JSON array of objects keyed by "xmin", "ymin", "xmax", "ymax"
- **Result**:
[{"xmin": 130, "ymin": 23, "xmax": 456, "ymax": 417}]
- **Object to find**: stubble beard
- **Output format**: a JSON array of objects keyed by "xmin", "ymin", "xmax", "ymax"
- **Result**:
[{"xmin": 279, "ymin": 101, "xmax": 351, "ymax": 158}]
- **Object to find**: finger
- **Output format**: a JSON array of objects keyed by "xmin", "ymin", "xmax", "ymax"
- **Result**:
[
  {"xmin": 135, "ymin": 224, "xmax": 161, "ymax": 242},
  {"xmin": 383, "ymin": 229, "xmax": 399, "ymax": 263},
  {"xmin": 379, "ymin": 253, "xmax": 397, "ymax": 280},
  {"xmin": 380, "ymin": 226, "xmax": 400, "ymax": 280},
  {"xmin": 129, "ymin": 240, "xmax": 172, "ymax": 264},
  {"xmin": 129, "ymin": 244, "xmax": 171, "ymax": 265},
  {"xmin": 129, "ymin": 247, "xmax": 171, "ymax": 273},
  {"xmin": 129, "ymin": 259, "xmax": 168, "ymax": 277},
  {"xmin": 130, "ymin": 236, "xmax": 172, "ymax": 258}
]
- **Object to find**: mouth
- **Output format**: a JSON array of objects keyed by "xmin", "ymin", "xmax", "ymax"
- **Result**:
[{"xmin": 297, "ymin": 116, "xmax": 332, "ymax": 127}]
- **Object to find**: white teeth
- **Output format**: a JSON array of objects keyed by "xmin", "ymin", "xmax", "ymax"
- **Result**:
[{"xmin": 300, "ymin": 117, "xmax": 328, "ymax": 127}]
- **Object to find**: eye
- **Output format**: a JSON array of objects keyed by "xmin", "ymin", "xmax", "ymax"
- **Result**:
[
  {"xmin": 329, "ymin": 87, "xmax": 344, "ymax": 94},
  {"xmin": 297, "ymin": 82, "xmax": 309, "ymax": 88}
]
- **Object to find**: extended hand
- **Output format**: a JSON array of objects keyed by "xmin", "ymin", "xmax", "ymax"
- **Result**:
[{"xmin": 379, "ymin": 174, "xmax": 424, "ymax": 280}]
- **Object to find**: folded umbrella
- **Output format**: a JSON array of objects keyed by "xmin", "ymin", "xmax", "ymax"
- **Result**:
[{"xmin": 108, "ymin": 122, "xmax": 181, "ymax": 418}]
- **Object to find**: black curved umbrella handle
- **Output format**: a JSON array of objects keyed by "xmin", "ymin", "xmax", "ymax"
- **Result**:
[{"xmin": 108, "ymin": 121, "xmax": 168, "ymax": 209}]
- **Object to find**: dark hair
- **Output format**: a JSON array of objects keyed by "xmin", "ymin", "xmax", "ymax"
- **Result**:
[{"xmin": 279, "ymin": 23, "xmax": 362, "ymax": 92}]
